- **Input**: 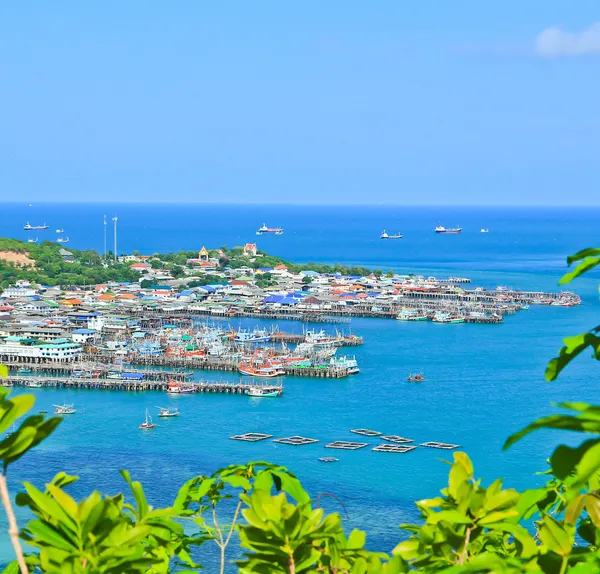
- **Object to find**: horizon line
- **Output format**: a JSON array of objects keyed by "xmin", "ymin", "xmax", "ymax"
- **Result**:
[{"xmin": 3, "ymin": 200, "xmax": 600, "ymax": 208}]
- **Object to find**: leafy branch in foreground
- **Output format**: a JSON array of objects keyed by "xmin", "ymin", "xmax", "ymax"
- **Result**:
[{"xmin": 546, "ymin": 247, "xmax": 600, "ymax": 381}]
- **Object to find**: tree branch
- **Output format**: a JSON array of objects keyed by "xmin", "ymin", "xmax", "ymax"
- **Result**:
[{"xmin": 0, "ymin": 473, "xmax": 29, "ymax": 574}]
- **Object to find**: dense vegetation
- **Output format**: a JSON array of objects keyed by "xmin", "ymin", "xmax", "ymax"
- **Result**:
[
  {"xmin": 1, "ymin": 248, "xmax": 599, "ymax": 572},
  {"xmin": 0, "ymin": 238, "xmax": 380, "ymax": 289}
]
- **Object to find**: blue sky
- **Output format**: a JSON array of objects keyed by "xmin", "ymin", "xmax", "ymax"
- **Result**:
[{"xmin": 1, "ymin": 1, "xmax": 599, "ymax": 205}]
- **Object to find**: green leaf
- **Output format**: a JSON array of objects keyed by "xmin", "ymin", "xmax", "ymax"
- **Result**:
[
  {"xmin": 28, "ymin": 519, "xmax": 77, "ymax": 551},
  {"xmin": 477, "ymin": 509, "xmax": 518, "ymax": 525},
  {"xmin": 567, "ymin": 247, "xmax": 600, "ymax": 265},
  {"xmin": 504, "ymin": 411, "xmax": 600, "ymax": 450},
  {"xmin": 0, "ymin": 394, "xmax": 35, "ymax": 434},
  {"xmin": 584, "ymin": 494, "xmax": 600, "ymax": 528},
  {"xmin": 546, "ymin": 333, "xmax": 600, "ymax": 382},
  {"xmin": 559, "ymin": 255, "xmax": 600, "ymax": 285},
  {"xmin": 538, "ymin": 515, "xmax": 573, "ymax": 556},
  {"xmin": 565, "ymin": 495, "xmax": 585, "ymax": 526},
  {"xmin": 428, "ymin": 510, "xmax": 473, "ymax": 525},
  {"xmin": 120, "ymin": 470, "xmax": 149, "ymax": 518},
  {"xmin": 347, "ymin": 529, "xmax": 366, "ymax": 549},
  {"xmin": 481, "ymin": 522, "xmax": 538, "ymax": 557},
  {"xmin": 0, "ymin": 365, "xmax": 7, "ymax": 379}
]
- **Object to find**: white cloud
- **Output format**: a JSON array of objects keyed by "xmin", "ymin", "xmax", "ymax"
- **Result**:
[{"xmin": 535, "ymin": 22, "xmax": 600, "ymax": 57}]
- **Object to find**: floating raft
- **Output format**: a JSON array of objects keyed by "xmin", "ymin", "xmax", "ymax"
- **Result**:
[
  {"xmin": 373, "ymin": 444, "xmax": 417, "ymax": 454},
  {"xmin": 318, "ymin": 457, "xmax": 339, "ymax": 463},
  {"xmin": 420, "ymin": 441, "xmax": 460, "ymax": 450},
  {"xmin": 325, "ymin": 440, "xmax": 368, "ymax": 450},
  {"xmin": 350, "ymin": 428, "xmax": 381, "ymax": 437},
  {"xmin": 274, "ymin": 436, "xmax": 319, "ymax": 446},
  {"xmin": 230, "ymin": 433, "xmax": 273, "ymax": 442},
  {"xmin": 381, "ymin": 435, "xmax": 414, "ymax": 444}
]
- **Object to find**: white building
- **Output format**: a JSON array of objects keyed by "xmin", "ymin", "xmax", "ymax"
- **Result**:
[{"xmin": 0, "ymin": 339, "xmax": 82, "ymax": 361}]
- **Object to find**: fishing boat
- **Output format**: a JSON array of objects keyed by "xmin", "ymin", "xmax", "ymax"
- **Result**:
[
  {"xmin": 396, "ymin": 308, "xmax": 428, "ymax": 321},
  {"xmin": 256, "ymin": 223, "xmax": 283, "ymax": 235},
  {"xmin": 234, "ymin": 329, "xmax": 271, "ymax": 344},
  {"xmin": 17, "ymin": 367, "xmax": 32, "ymax": 375},
  {"xmin": 407, "ymin": 373, "xmax": 425, "ymax": 382},
  {"xmin": 156, "ymin": 406, "xmax": 179, "ymax": 417},
  {"xmin": 239, "ymin": 362, "xmax": 285, "ymax": 378},
  {"xmin": 330, "ymin": 355, "xmax": 359, "ymax": 374},
  {"xmin": 24, "ymin": 222, "xmax": 49, "ymax": 230},
  {"xmin": 246, "ymin": 385, "xmax": 283, "ymax": 397},
  {"xmin": 56, "ymin": 237, "xmax": 70, "ymax": 244},
  {"xmin": 54, "ymin": 403, "xmax": 76, "ymax": 415},
  {"xmin": 380, "ymin": 230, "xmax": 403, "ymax": 239},
  {"xmin": 432, "ymin": 312, "xmax": 465, "ymax": 324},
  {"xmin": 27, "ymin": 237, "xmax": 38, "ymax": 244},
  {"xmin": 435, "ymin": 226, "xmax": 462, "ymax": 234},
  {"xmin": 166, "ymin": 381, "xmax": 196, "ymax": 394},
  {"xmin": 139, "ymin": 409, "xmax": 155, "ymax": 429},
  {"xmin": 480, "ymin": 228, "xmax": 489, "ymax": 233},
  {"xmin": 56, "ymin": 229, "xmax": 64, "ymax": 233},
  {"xmin": 23, "ymin": 380, "xmax": 43, "ymax": 388}
]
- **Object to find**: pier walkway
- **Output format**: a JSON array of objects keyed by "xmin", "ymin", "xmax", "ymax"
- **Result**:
[{"xmin": 2, "ymin": 376, "xmax": 273, "ymax": 394}]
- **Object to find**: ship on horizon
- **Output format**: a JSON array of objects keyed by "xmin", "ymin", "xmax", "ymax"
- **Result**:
[
  {"xmin": 256, "ymin": 223, "xmax": 283, "ymax": 235},
  {"xmin": 24, "ymin": 222, "xmax": 49, "ymax": 231},
  {"xmin": 435, "ymin": 226, "xmax": 462, "ymax": 235},
  {"xmin": 380, "ymin": 230, "xmax": 403, "ymax": 239}
]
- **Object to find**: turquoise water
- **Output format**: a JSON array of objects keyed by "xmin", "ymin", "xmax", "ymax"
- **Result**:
[{"xmin": 1, "ymin": 204, "xmax": 600, "ymax": 565}]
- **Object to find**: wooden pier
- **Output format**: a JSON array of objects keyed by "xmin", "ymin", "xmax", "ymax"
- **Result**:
[
  {"xmin": 4, "ymin": 361, "xmax": 193, "ymax": 381},
  {"xmin": 2, "ymin": 376, "xmax": 271, "ymax": 395}
]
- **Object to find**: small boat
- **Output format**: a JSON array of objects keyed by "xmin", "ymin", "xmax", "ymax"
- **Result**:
[
  {"xmin": 27, "ymin": 237, "xmax": 38, "ymax": 244},
  {"xmin": 56, "ymin": 229, "xmax": 64, "ymax": 233},
  {"xmin": 246, "ymin": 385, "xmax": 283, "ymax": 397},
  {"xmin": 318, "ymin": 457, "xmax": 339, "ymax": 463},
  {"xmin": 480, "ymin": 228, "xmax": 489, "ymax": 233},
  {"xmin": 24, "ymin": 380, "xmax": 43, "ymax": 388},
  {"xmin": 239, "ymin": 363, "xmax": 285, "ymax": 378},
  {"xmin": 166, "ymin": 381, "xmax": 196, "ymax": 394},
  {"xmin": 380, "ymin": 230, "xmax": 403, "ymax": 239},
  {"xmin": 17, "ymin": 368, "xmax": 32, "ymax": 375},
  {"xmin": 256, "ymin": 223, "xmax": 283, "ymax": 235},
  {"xmin": 54, "ymin": 403, "xmax": 76, "ymax": 415},
  {"xmin": 139, "ymin": 409, "xmax": 155, "ymax": 429},
  {"xmin": 407, "ymin": 373, "xmax": 425, "ymax": 383},
  {"xmin": 156, "ymin": 406, "xmax": 179, "ymax": 417},
  {"xmin": 56, "ymin": 237, "xmax": 70, "ymax": 244},
  {"xmin": 234, "ymin": 329, "xmax": 271, "ymax": 344},
  {"xmin": 435, "ymin": 226, "xmax": 462, "ymax": 234},
  {"xmin": 432, "ymin": 312, "xmax": 465, "ymax": 324}
]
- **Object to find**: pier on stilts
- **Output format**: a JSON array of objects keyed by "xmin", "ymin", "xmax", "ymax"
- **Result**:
[{"xmin": 2, "ymin": 376, "xmax": 280, "ymax": 395}]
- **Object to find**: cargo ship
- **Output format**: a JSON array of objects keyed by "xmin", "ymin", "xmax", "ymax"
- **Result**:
[
  {"xmin": 256, "ymin": 223, "xmax": 283, "ymax": 235},
  {"xmin": 435, "ymin": 226, "xmax": 462, "ymax": 234},
  {"xmin": 380, "ymin": 230, "xmax": 403, "ymax": 239},
  {"xmin": 24, "ymin": 222, "xmax": 49, "ymax": 230}
]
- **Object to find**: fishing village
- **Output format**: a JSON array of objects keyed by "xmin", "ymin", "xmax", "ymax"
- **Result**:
[{"xmin": 0, "ymin": 239, "xmax": 581, "ymax": 398}]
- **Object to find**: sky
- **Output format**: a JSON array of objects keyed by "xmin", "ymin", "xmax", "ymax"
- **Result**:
[{"xmin": 1, "ymin": 1, "xmax": 599, "ymax": 206}]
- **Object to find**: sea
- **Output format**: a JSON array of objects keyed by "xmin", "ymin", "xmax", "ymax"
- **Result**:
[{"xmin": 1, "ymin": 203, "xmax": 600, "ymax": 567}]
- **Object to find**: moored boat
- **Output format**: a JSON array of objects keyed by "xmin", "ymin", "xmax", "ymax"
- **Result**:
[
  {"xmin": 480, "ymin": 228, "xmax": 489, "ymax": 233},
  {"xmin": 17, "ymin": 368, "xmax": 32, "ymax": 375},
  {"xmin": 166, "ymin": 380, "xmax": 196, "ymax": 394},
  {"xmin": 57, "ymin": 237, "xmax": 70, "ymax": 244},
  {"xmin": 246, "ymin": 385, "xmax": 283, "ymax": 397},
  {"xmin": 239, "ymin": 362, "xmax": 285, "ymax": 377}
]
